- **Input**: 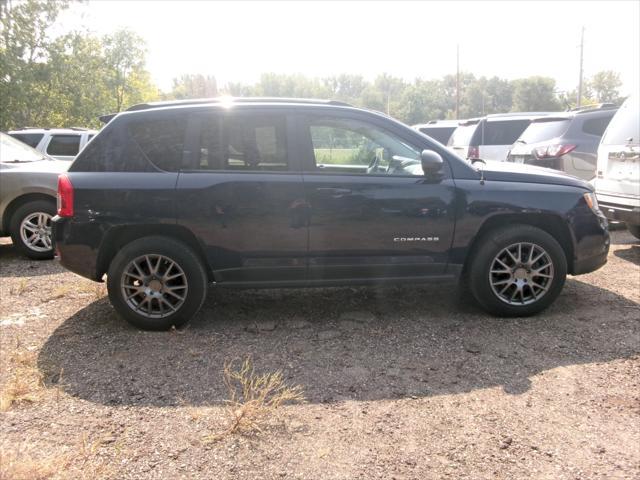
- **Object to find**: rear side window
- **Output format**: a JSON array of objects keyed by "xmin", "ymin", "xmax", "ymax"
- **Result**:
[
  {"xmin": 128, "ymin": 117, "xmax": 187, "ymax": 172},
  {"xmin": 46, "ymin": 135, "xmax": 81, "ymax": 156},
  {"xmin": 518, "ymin": 119, "xmax": 571, "ymax": 144},
  {"xmin": 419, "ymin": 127, "xmax": 456, "ymax": 144},
  {"xmin": 581, "ymin": 116, "xmax": 613, "ymax": 137},
  {"xmin": 9, "ymin": 133, "xmax": 43, "ymax": 148},
  {"xmin": 448, "ymin": 123, "xmax": 477, "ymax": 146},
  {"xmin": 475, "ymin": 120, "xmax": 530, "ymax": 145},
  {"xmin": 602, "ymin": 97, "xmax": 639, "ymax": 145},
  {"xmin": 71, "ymin": 114, "xmax": 187, "ymax": 172},
  {"xmin": 195, "ymin": 113, "xmax": 288, "ymax": 171}
]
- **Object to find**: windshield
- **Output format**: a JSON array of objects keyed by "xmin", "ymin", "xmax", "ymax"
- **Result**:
[
  {"xmin": 517, "ymin": 119, "xmax": 571, "ymax": 144},
  {"xmin": 601, "ymin": 96, "xmax": 639, "ymax": 145},
  {"xmin": 448, "ymin": 123, "xmax": 477, "ymax": 146},
  {"xmin": 0, "ymin": 132, "xmax": 47, "ymax": 162}
]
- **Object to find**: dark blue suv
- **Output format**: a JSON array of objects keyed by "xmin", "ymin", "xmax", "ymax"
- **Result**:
[{"xmin": 52, "ymin": 98, "xmax": 610, "ymax": 330}]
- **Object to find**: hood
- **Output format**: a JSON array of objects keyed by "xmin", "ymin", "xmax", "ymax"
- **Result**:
[
  {"xmin": 0, "ymin": 159, "xmax": 70, "ymax": 174},
  {"xmin": 478, "ymin": 160, "xmax": 592, "ymax": 190}
]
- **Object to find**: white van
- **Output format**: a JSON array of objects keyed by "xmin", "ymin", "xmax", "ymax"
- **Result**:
[
  {"xmin": 8, "ymin": 128, "xmax": 97, "ymax": 161},
  {"xmin": 593, "ymin": 94, "xmax": 640, "ymax": 239}
]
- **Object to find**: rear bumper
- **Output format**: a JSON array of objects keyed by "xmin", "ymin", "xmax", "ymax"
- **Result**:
[
  {"xmin": 52, "ymin": 216, "xmax": 102, "ymax": 281},
  {"xmin": 596, "ymin": 197, "xmax": 640, "ymax": 226}
]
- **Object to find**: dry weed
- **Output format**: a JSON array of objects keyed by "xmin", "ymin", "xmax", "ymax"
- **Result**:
[
  {"xmin": 0, "ymin": 345, "xmax": 44, "ymax": 412},
  {"xmin": 205, "ymin": 356, "xmax": 305, "ymax": 441}
]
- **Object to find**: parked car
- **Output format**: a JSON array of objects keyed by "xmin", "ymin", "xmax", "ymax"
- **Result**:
[
  {"xmin": 413, "ymin": 120, "xmax": 460, "ymax": 145},
  {"xmin": 506, "ymin": 105, "xmax": 617, "ymax": 180},
  {"xmin": 53, "ymin": 98, "xmax": 609, "ymax": 330},
  {"xmin": 8, "ymin": 127, "xmax": 97, "ymax": 161},
  {"xmin": 592, "ymin": 95, "xmax": 639, "ymax": 239},
  {"xmin": 0, "ymin": 133, "xmax": 68, "ymax": 259},
  {"xmin": 447, "ymin": 113, "xmax": 551, "ymax": 162}
]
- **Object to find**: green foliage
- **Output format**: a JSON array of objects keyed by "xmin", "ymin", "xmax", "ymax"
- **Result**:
[
  {"xmin": 511, "ymin": 76, "xmax": 562, "ymax": 112},
  {"xmin": 588, "ymin": 70, "xmax": 622, "ymax": 103},
  {"xmin": 0, "ymin": 1, "xmax": 158, "ymax": 130},
  {"xmin": 169, "ymin": 74, "xmax": 218, "ymax": 100}
]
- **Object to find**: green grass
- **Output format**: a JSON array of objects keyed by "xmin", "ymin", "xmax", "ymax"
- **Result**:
[{"xmin": 314, "ymin": 148, "xmax": 365, "ymax": 165}]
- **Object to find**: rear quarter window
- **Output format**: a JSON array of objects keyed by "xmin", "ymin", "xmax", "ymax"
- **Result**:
[
  {"xmin": 476, "ymin": 120, "xmax": 530, "ymax": 146},
  {"xmin": 71, "ymin": 114, "xmax": 187, "ymax": 172},
  {"xmin": 581, "ymin": 115, "xmax": 613, "ymax": 137},
  {"xmin": 46, "ymin": 135, "xmax": 81, "ymax": 156},
  {"xmin": 9, "ymin": 133, "xmax": 43, "ymax": 148}
]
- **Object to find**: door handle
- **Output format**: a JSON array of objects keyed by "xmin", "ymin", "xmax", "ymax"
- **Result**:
[{"xmin": 316, "ymin": 187, "xmax": 352, "ymax": 195}]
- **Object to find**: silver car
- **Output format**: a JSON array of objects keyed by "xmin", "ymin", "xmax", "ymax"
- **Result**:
[{"xmin": 0, "ymin": 133, "xmax": 68, "ymax": 259}]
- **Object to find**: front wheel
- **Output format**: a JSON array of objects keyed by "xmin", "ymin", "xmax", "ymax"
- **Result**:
[
  {"xmin": 468, "ymin": 225, "xmax": 567, "ymax": 317},
  {"xmin": 107, "ymin": 236, "xmax": 208, "ymax": 330}
]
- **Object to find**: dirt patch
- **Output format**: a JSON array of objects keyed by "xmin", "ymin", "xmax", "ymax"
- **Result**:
[{"xmin": 1, "ymin": 232, "xmax": 639, "ymax": 479}]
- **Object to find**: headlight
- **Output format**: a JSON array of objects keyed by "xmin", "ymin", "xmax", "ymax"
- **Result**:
[{"xmin": 583, "ymin": 192, "xmax": 600, "ymax": 213}]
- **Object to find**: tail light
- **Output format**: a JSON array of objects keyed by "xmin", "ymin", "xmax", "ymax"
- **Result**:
[
  {"xmin": 57, "ymin": 174, "xmax": 74, "ymax": 217},
  {"xmin": 468, "ymin": 146, "xmax": 480, "ymax": 160},
  {"xmin": 533, "ymin": 144, "xmax": 576, "ymax": 159}
]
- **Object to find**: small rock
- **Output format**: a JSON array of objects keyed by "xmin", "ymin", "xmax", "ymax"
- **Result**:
[
  {"xmin": 464, "ymin": 343, "xmax": 481, "ymax": 354},
  {"xmin": 339, "ymin": 320, "xmax": 360, "ymax": 330},
  {"xmin": 245, "ymin": 320, "xmax": 277, "ymax": 333},
  {"xmin": 288, "ymin": 318, "xmax": 311, "ymax": 329}
]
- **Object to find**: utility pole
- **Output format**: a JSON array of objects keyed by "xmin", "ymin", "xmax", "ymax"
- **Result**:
[
  {"xmin": 577, "ymin": 26, "xmax": 585, "ymax": 107},
  {"xmin": 456, "ymin": 44, "xmax": 460, "ymax": 119}
]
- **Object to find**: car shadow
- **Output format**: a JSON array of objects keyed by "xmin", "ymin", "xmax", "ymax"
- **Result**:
[
  {"xmin": 614, "ymin": 245, "xmax": 640, "ymax": 266},
  {"xmin": 0, "ymin": 242, "xmax": 64, "ymax": 277},
  {"xmin": 38, "ymin": 279, "xmax": 639, "ymax": 407}
]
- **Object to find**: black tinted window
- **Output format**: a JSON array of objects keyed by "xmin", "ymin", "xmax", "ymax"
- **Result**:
[
  {"xmin": 602, "ymin": 97, "xmax": 639, "ymax": 145},
  {"xmin": 518, "ymin": 119, "xmax": 571, "ymax": 144},
  {"xmin": 419, "ymin": 127, "xmax": 456, "ymax": 144},
  {"xmin": 47, "ymin": 135, "xmax": 81, "ymax": 156},
  {"xmin": 476, "ymin": 120, "xmax": 530, "ymax": 145},
  {"xmin": 582, "ymin": 116, "xmax": 613, "ymax": 136},
  {"xmin": 128, "ymin": 116, "xmax": 187, "ymax": 172},
  {"xmin": 196, "ymin": 113, "xmax": 288, "ymax": 171},
  {"xmin": 9, "ymin": 133, "xmax": 43, "ymax": 148}
]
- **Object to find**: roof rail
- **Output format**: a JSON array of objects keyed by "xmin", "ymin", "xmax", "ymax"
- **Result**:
[
  {"xmin": 125, "ymin": 97, "xmax": 353, "ymax": 112},
  {"xmin": 569, "ymin": 103, "xmax": 617, "ymax": 113}
]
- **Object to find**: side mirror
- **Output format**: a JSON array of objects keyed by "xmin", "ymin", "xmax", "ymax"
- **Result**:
[{"xmin": 421, "ymin": 149, "xmax": 444, "ymax": 175}]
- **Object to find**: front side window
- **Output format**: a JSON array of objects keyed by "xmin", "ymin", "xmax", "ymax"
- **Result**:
[
  {"xmin": 47, "ymin": 135, "xmax": 81, "ymax": 156},
  {"xmin": 307, "ymin": 117, "xmax": 422, "ymax": 176},
  {"xmin": 196, "ymin": 113, "xmax": 288, "ymax": 171}
]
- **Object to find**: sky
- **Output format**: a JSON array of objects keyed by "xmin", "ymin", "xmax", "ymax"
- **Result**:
[{"xmin": 58, "ymin": 0, "xmax": 640, "ymax": 95}]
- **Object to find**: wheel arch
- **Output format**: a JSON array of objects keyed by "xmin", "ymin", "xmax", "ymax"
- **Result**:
[
  {"xmin": 3, "ymin": 193, "xmax": 56, "ymax": 234},
  {"xmin": 462, "ymin": 213, "xmax": 575, "ymax": 277},
  {"xmin": 96, "ymin": 224, "xmax": 212, "ymax": 282}
]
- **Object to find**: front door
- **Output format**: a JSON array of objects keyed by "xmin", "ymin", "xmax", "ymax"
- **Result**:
[
  {"xmin": 296, "ymin": 113, "xmax": 457, "ymax": 282},
  {"xmin": 176, "ymin": 109, "xmax": 308, "ymax": 284}
]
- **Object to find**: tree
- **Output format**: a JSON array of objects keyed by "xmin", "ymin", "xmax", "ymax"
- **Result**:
[
  {"xmin": 170, "ymin": 74, "xmax": 218, "ymax": 99},
  {"xmin": 511, "ymin": 77, "xmax": 561, "ymax": 112},
  {"xmin": 588, "ymin": 70, "xmax": 622, "ymax": 103}
]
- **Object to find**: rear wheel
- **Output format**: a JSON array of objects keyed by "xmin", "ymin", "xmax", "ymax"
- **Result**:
[
  {"xmin": 10, "ymin": 200, "xmax": 56, "ymax": 260},
  {"xmin": 627, "ymin": 224, "xmax": 640, "ymax": 240},
  {"xmin": 468, "ymin": 225, "xmax": 567, "ymax": 317},
  {"xmin": 107, "ymin": 236, "xmax": 208, "ymax": 330}
]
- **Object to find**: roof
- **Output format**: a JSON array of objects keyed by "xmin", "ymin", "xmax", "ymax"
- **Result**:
[{"xmin": 125, "ymin": 97, "xmax": 352, "ymax": 112}]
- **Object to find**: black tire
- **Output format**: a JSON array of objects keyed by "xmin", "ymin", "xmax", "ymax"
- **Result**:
[
  {"xmin": 107, "ymin": 236, "xmax": 208, "ymax": 330},
  {"xmin": 468, "ymin": 224, "xmax": 567, "ymax": 317},
  {"xmin": 627, "ymin": 224, "xmax": 640, "ymax": 241},
  {"xmin": 9, "ymin": 199, "xmax": 56, "ymax": 260}
]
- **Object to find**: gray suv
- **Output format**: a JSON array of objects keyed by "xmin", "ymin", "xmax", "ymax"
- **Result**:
[{"xmin": 507, "ymin": 105, "xmax": 616, "ymax": 180}]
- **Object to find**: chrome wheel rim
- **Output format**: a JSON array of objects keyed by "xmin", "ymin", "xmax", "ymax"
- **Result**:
[
  {"xmin": 489, "ymin": 242, "xmax": 554, "ymax": 306},
  {"xmin": 121, "ymin": 254, "xmax": 188, "ymax": 318},
  {"xmin": 20, "ymin": 212, "xmax": 52, "ymax": 252}
]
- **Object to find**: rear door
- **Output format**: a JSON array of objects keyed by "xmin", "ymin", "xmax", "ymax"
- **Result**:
[
  {"xmin": 176, "ymin": 108, "xmax": 308, "ymax": 284},
  {"xmin": 297, "ymin": 112, "xmax": 457, "ymax": 282}
]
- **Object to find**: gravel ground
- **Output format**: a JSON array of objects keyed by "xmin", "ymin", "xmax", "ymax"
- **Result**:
[{"xmin": 1, "ymin": 231, "xmax": 639, "ymax": 479}]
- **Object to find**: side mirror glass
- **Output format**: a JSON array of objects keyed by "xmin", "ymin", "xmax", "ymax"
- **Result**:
[{"xmin": 421, "ymin": 149, "xmax": 444, "ymax": 175}]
